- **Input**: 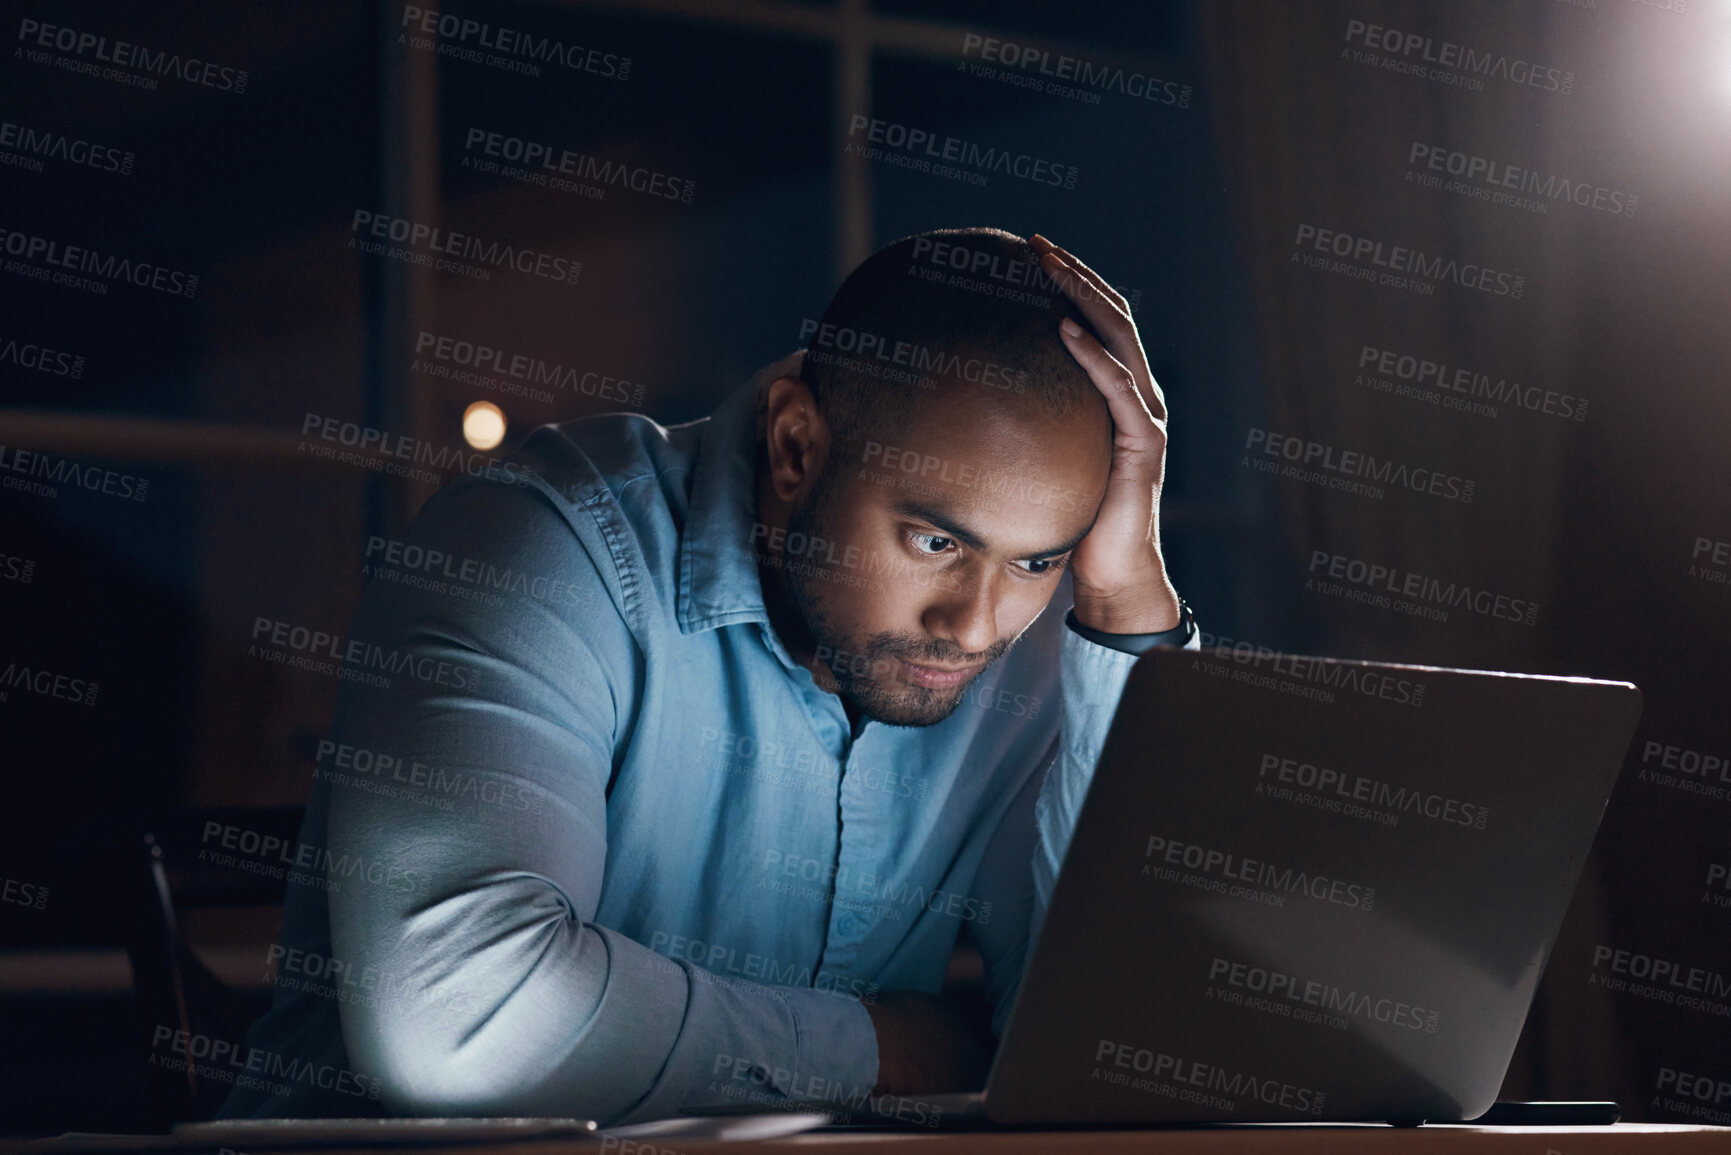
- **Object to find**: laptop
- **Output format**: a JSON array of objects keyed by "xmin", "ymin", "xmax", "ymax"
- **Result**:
[{"xmin": 694, "ymin": 646, "xmax": 1643, "ymax": 1129}]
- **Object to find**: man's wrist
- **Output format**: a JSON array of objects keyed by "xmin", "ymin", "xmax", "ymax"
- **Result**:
[
  {"xmin": 1065, "ymin": 598, "xmax": 1195, "ymax": 655},
  {"xmin": 1070, "ymin": 576, "xmax": 1182, "ymax": 635},
  {"xmin": 863, "ymin": 997, "xmax": 895, "ymax": 1095}
]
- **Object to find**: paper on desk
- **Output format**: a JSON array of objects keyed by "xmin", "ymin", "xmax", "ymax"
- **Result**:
[{"xmin": 601, "ymin": 1114, "xmax": 833, "ymax": 1143}]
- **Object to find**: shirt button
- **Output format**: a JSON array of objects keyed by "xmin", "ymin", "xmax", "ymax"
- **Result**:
[{"xmin": 837, "ymin": 913, "xmax": 856, "ymax": 935}]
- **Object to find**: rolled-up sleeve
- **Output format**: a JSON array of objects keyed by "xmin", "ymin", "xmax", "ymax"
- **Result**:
[{"xmin": 322, "ymin": 475, "xmax": 875, "ymax": 1125}]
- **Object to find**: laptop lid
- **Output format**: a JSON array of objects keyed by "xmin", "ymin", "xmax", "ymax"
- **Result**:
[{"xmin": 983, "ymin": 648, "xmax": 1643, "ymax": 1125}]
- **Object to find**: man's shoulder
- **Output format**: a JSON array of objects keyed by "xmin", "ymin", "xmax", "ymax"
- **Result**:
[
  {"xmin": 517, "ymin": 409, "xmax": 706, "ymax": 508},
  {"xmin": 396, "ymin": 407, "xmax": 713, "ymax": 628}
]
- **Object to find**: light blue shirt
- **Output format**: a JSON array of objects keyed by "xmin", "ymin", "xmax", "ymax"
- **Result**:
[{"xmin": 219, "ymin": 355, "xmax": 1195, "ymax": 1125}]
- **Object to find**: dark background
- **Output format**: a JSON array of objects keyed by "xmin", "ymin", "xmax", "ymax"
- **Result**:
[{"xmin": 2, "ymin": 0, "xmax": 1727, "ymax": 1134}]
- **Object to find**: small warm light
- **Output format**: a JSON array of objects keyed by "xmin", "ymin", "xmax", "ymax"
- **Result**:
[{"xmin": 463, "ymin": 401, "xmax": 506, "ymax": 450}]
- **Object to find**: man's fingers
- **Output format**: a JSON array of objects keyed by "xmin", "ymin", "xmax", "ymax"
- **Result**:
[
  {"xmin": 1060, "ymin": 317, "xmax": 1167, "ymax": 432},
  {"xmin": 1040, "ymin": 250, "xmax": 1131, "ymax": 345},
  {"xmin": 1033, "ymin": 235, "xmax": 1169, "ymax": 425},
  {"xmin": 1031, "ymin": 234, "xmax": 1119, "ymax": 304},
  {"xmin": 1040, "ymin": 250, "xmax": 1129, "ymax": 323},
  {"xmin": 1031, "ymin": 234, "xmax": 1131, "ymax": 316},
  {"xmin": 1046, "ymin": 253, "xmax": 1166, "ymax": 423}
]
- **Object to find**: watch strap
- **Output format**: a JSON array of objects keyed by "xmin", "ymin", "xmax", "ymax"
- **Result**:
[{"xmin": 1064, "ymin": 598, "xmax": 1196, "ymax": 656}]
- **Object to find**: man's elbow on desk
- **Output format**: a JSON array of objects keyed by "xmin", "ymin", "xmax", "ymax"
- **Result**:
[{"xmin": 333, "ymin": 883, "xmax": 685, "ymax": 1123}]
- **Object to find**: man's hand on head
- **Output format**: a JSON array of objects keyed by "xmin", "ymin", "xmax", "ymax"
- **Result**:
[{"xmin": 1030, "ymin": 234, "xmax": 1183, "ymax": 636}]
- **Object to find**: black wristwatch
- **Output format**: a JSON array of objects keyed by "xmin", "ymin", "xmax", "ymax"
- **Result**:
[{"xmin": 1065, "ymin": 598, "xmax": 1196, "ymax": 656}]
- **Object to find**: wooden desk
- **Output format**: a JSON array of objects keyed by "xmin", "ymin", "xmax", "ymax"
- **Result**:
[
  {"xmin": 22, "ymin": 1124, "xmax": 1731, "ymax": 1155},
  {"xmin": 589, "ymin": 1124, "xmax": 1728, "ymax": 1154}
]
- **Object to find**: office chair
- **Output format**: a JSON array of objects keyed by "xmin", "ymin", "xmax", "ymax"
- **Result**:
[{"xmin": 123, "ymin": 807, "xmax": 304, "ymax": 1128}]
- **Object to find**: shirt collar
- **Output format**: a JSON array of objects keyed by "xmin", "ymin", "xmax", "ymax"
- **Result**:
[{"xmin": 675, "ymin": 351, "xmax": 802, "ymax": 635}]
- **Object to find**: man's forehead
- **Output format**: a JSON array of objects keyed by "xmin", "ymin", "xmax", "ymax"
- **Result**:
[
  {"xmin": 875, "ymin": 368, "xmax": 1099, "ymax": 438},
  {"xmin": 858, "ymin": 384, "xmax": 1107, "ymax": 479}
]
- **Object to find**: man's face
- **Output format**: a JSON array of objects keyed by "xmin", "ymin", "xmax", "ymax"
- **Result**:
[{"xmin": 783, "ymin": 387, "xmax": 1110, "ymax": 727}]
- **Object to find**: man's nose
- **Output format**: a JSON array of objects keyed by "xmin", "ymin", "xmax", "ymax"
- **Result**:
[{"xmin": 922, "ymin": 571, "xmax": 997, "ymax": 657}]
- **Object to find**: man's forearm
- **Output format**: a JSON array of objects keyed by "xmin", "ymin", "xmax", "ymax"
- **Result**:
[{"xmin": 330, "ymin": 860, "xmax": 879, "ymax": 1123}]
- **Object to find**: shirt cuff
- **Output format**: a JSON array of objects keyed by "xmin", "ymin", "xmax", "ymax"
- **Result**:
[
  {"xmin": 784, "ymin": 985, "xmax": 881, "ymax": 1101},
  {"xmin": 618, "ymin": 960, "xmax": 880, "ymax": 1123}
]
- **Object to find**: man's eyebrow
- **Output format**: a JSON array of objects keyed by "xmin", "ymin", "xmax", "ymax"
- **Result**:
[
  {"xmin": 890, "ymin": 499, "xmax": 1095, "ymax": 560},
  {"xmin": 1027, "ymin": 521, "xmax": 1096, "ymax": 560}
]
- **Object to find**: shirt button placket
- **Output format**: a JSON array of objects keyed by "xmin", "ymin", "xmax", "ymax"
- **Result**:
[{"xmin": 817, "ymin": 740, "xmax": 878, "ymax": 980}]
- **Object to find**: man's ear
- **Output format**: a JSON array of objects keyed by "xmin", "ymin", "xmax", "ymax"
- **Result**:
[{"xmin": 764, "ymin": 375, "xmax": 830, "ymax": 503}]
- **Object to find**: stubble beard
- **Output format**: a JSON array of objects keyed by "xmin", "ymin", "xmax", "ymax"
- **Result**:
[{"xmin": 783, "ymin": 470, "xmax": 1009, "ymax": 728}]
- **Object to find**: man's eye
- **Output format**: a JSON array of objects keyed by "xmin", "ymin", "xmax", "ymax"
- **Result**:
[
  {"xmin": 1014, "ymin": 556, "xmax": 1065, "ymax": 576},
  {"xmin": 909, "ymin": 532, "xmax": 954, "ymax": 556}
]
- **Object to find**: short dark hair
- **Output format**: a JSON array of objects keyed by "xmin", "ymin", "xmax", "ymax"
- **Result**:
[{"xmin": 800, "ymin": 227, "xmax": 1108, "ymax": 456}]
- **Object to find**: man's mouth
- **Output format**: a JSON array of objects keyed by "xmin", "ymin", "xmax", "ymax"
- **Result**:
[{"xmin": 898, "ymin": 658, "xmax": 981, "ymax": 689}]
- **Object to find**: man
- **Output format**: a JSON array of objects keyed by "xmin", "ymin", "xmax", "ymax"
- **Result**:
[{"xmin": 219, "ymin": 228, "xmax": 1197, "ymax": 1124}]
